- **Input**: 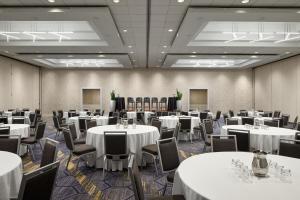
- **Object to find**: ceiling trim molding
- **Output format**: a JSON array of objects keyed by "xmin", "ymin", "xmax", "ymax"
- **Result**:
[
  {"xmin": 253, "ymin": 53, "xmax": 300, "ymax": 69},
  {"xmin": 0, "ymin": 53, "xmax": 42, "ymax": 68}
]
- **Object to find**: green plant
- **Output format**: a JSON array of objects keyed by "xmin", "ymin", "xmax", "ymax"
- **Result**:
[
  {"xmin": 176, "ymin": 89, "xmax": 183, "ymax": 100},
  {"xmin": 110, "ymin": 90, "xmax": 116, "ymax": 100}
]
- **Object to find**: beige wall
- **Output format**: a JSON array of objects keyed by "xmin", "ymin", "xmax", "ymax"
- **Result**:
[
  {"xmin": 0, "ymin": 56, "xmax": 40, "ymax": 111},
  {"xmin": 41, "ymin": 68, "xmax": 253, "ymax": 115},
  {"xmin": 254, "ymin": 55, "xmax": 300, "ymax": 119}
]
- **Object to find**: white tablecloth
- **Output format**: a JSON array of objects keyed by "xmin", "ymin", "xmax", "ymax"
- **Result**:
[
  {"xmin": 86, "ymin": 125, "xmax": 160, "ymax": 169},
  {"xmin": 172, "ymin": 152, "xmax": 300, "ymax": 200},
  {"xmin": 0, "ymin": 151, "xmax": 22, "ymax": 200},
  {"xmin": 231, "ymin": 116, "xmax": 278, "ymax": 125},
  {"xmin": 221, "ymin": 125, "xmax": 297, "ymax": 153},
  {"xmin": 68, "ymin": 116, "xmax": 109, "ymax": 138},
  {"xmin": 3, "ymin": 111, "xmax": 32, "ymax": 118},
  {"xmin": 159, "ymin": 116, "xmax": 200, "ymax": 134},
  {"xmin": 8, "ymin": 117, "xmax": 30, "ymax": 124},
  {"xmin": 63, "ymin": 111, "xmax": 88, "ymax": 121}
]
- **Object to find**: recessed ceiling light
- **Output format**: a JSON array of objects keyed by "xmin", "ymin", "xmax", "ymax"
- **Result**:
[
  {"xmin": 254, "ymin": 52, "xmax": 259, "ymax": 54},
  {"xmin": 189, "ymin": 55, "xmax": 197, "ymax": 58},
  {"xmin": 285, "ymin": 51, "xmax": 290, "ymax": 54},
  {"xmin": 224, "ymin": 51, "xmax": 228, "ymax": 54},
  {"xmin": 4, "ymin": 51, "xmax": 9, "ymax": 53},
  {"xmin": 48, "ymin": 0, "xmax": 55, "ymax": 3},
  {"xmin": 130, "ymin": 51, "xmax": 134, "ymax": 54},
  {"xmin": 163, "ymin": 45, "xmax": 167, "ymax": 48},
  {"xmin": 128, "ymin": 45, "xmax": 132, "ymax": 48},
  {"xmin": 241, "ymin": 0, "xmax": 249, "ymax": 4},
  {"xmin": 168, "ymin": 29, "xmax": 173, "ymax": 32},
  {"xmin": 98, "ymin": 55, "xmax": 105, "ymax": 57},
  {"xmin": 297, "ymin": 10, "xmax": 300, "ymax": 14},
  {"xmin": 37, "ymin": 55, "xmax": 43, "ymax": 58},
  {"xmin": 123, "ymin": 29, "xmax": 127, "ymax": 33},
  {"xmin": 236, "ymin": 10, "xmax": 246, "ymax": 14},
  {"xmin": 251, "ymin": 55, "xmax": 258, "ymax": 58},
  {"xmin": 221, "ymin": 56, "xmax": 227, "ymax": 58},
  {"xmin": 113, "ymin": 0, "xmax": 120, "ymax": 3},
  {"xmin": 192, "ymin": 51, "xmax": 197, "ymax": 54},
  {"xmin": 161, "ymin": 51, "xmax": 165, "ymax": 54},
  {"xmin": 68, "ymin": 55, "xmax": 74, "ymax": 58},
  {"xmin": 48, "ymin": 8, "xmax": 64, "ymax": 13},
  {"xmin": 177, "ymin": 0, "xmax": 185, "ymax": 3}
]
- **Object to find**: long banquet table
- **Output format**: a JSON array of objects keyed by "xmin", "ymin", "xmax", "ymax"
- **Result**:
[{"xmin": 172, "ymin": 152, "xmax": 300, "ymax": 200}]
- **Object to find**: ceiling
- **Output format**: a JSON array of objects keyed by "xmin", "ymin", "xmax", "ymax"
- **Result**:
[{"xmin": 0, "ymin": 0, "xmax": 300, "ymax": 69}]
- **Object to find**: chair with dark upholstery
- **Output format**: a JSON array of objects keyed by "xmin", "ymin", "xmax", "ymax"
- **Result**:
[
  {"xmin": 40, "ymin": 138, "xmax": 59, "ymax": 167},
  {"xmin": 103, "ymin": 131, "xmax": 129, "ymax": 179},
  {"xmin": 273, "ymin": 110, "xmax": 281, "ymax": 118},
  {"xmin": 151, "ymin": 97, "xmax": 159, "ymax": 111},
  {"xmin": 21, "ymin": 122, "xmax": 47, "ymax": 160},
  {"xmin": 213, "ymin": 111, "xmax": 222, "ymax": 127},
  {"xmin": 0, "ymin": 126, "xmax": 10, "ymax": 135},
  {"xmin": 211, "ymin": 135, "xmax": 237, "ymax": 152},
  {"xmin": 241, "ymin": 117, "xmax": 254, "ymax": 125},
  {"xmin": 0, "ymin": 116, "xmax": 8, "ymax": 124},
  {"xmin": 136, "ymin": 112, "xmax": 145, "ymax": 125},
  {"xmin": 227, "ymin": 129, "xmax": 250, "ymax": 151},
  {"xmin": 151, "ymin": 119, "xmax": 163, "ymax": 133},
  {"xmin": 29, "ymin": 113, "xmax": 35, "ymax": 124},
  {"xmin": 229, "ymin": 110, "xmax": 234, "ymax": 117},
  {"xmin": 157, "ymin": 137, "xmax": 180, "ymax": 195},
  {"xmin": 159, "ymin": 97, "xmax": 167, "ymax": 111},
  {"xmin": 127, "ymin": 97, "xmax": 135, "ymax": 111},
  {"xmin": 223, "ymin": 113, "xmax": 229, "ymax": 123},
  {"xmin": 52, "ymin": 111, "xmax": 57, "ymax": 117},
  {"xmin": 136, "ymin": 97, "xmax": 143, "ymax": 111},
  {"xmin": 0, "ymin": 135, "xmax": 20, "ymax": 154},
  {"xmin": 161, "ymin": 111, "xmax": 168, "ymax": 116},
  {"xmin": 180, "ymin": 111, "xmax": 188, "ymax": 116},
  {"xmin": 12, "ymin": 117, "xmax": 25, "ymax": 124},
  {"xmin": 262, "ymin": 111, "xmax": 272, "ymax": 117},
  {"xmin": 264, "ymin": 120, "xmax": 279, "ymax": 127},
  {"xmin": 226, "ymin": 118, "xmax": 239, "ymax": 125},
  {"xmin": 279, "ymin": 138, "xmax": 300, "ymax": 159},
  {"xmin": 284, "ymin": 116, "xmax": 298, "ymax": 129},
  {"xmin": 173, "ymin": 122, "xmax": 181, "ymax": 141},
  {"xmin": 69, "ymin": 123, "xmax": 86, "ymax": 145},
  {"xmin": 128, "ymin": 155, "xmax": 185, "ymax": 200},
  {"xmin": 53, "ymin": 116, "xmax": 67, "ymax": 138},
  {"xmin": 35, "ymin": 109, "xmax": 41, "ymax": 114},
  {"xmin": 178, "ymin": 117, "xmax": 192, "ymax": 142},
  {"xmin": 108, "ymin": 117, "xmax": 118, "ymax": 125},
  {"xmin": 30, "ymin": 114, "xmax": 42, "ymax": 134},
  {"xmin": 63, "ymin": 128, "xmax": 96, "ymax": 170},
  {"xmin": 144, "ymin": 97, "xmax": 151, "ymax": 111},
  {"xmin": 190, "ymin": 113, "xmax": 198, "ymax": 117},
  {"xmin": 168, "ymin": 112, "xmax": 176, "ymax": 116},
  {"xmin": 17, "ymin": 161, "xmax": 60, "ymax": 200},
  {"xmin": 199, "ymin": 112, "xmax": 208, "ymax": 122},
  {"xmin": 86, "ymin": 120, "xmax": 97, "ymax": 129},
  {"xmin": 78, "ymin": 117, "xmax": 91, "ymax": 134}
]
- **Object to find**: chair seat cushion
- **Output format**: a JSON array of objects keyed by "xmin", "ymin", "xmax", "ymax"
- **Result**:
[
  {"xmin": 73, "ymin": 144, "xmax": 96, "ymax": 155},
  {"xmin": 150, "ymin": 195, "xmax": 185, "ymax": 200},
  {"xmin": 167, "ymin": 171, "xmax": 175, "ymax": 183},
  {"xmin": 106, "ymin": 154, "xmax": 129, "ymax": 160},
  {"xmin": 74, "ymin": 138, "xmax": 86, "ymax": 145},
  {"xmin": 142, "ymin": 144, "xmax": 158, "ymax": 155},
  {"xmin": 21, "ymin": 137, "xmax": 36, "ymax": 144}
]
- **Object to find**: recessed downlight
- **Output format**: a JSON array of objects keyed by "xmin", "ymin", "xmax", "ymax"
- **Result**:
[
  {"xmin": 113, "ymin": 0, "xmax": 120, "ymax": 3},
  {"xmin": 128, "ymin": 45, "xmax": 132, "ymax": 48},
  {"xmin": 241, "ymin": 0, "xmax": 249, "ymax": 4},
  {"xmin": 177, "ymin": 0, "xmax": 185, "ymax": 3},
  {"xmin": 251, "ymin": 55, "xmax": 258, "ymax": 58},
  {"xmin": 48, "ymin": 0, "xmax": 55, "ymax": 2},
  {"xmin": 168, "ymin": 29, "xmax": 173, "ymax": 32},
  {"xmin": 235, "ymin": 10, "xmax": 246, "ymax": 14},
  {"xmin": 98, "ymin": 55, "xmax": 105, "ymax": 58},
  {"xmin": 123, "ymin": 29, "xmax": 128, "ymax": 33},
  {"xmin": 189, "ymin": 55, "xmax": 197, "ymax": 58},
  {"xmin": 48, "ymin": 8, "xmax": 64, "ymax": 13}
]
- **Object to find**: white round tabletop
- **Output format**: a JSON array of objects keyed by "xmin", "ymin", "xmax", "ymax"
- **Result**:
[
  {"xmin": 172, "ymin": 152, "xmax": 300, "ymax": 200},
  {"xmin": 221, "ymin": 125, "xmax": 297, "ymax": 152},
  {"xmin": 0, "ymin": 151, "xmax": 23, "ymax": 199}
]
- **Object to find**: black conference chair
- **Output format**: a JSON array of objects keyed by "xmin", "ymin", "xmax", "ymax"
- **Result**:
[
  {"xmin": 53, "ymin": 116, "xmax": 67, "ymax": 138},
  {"xmin": 127, "ymin": 97, "xmax": 135, "ymax": 111},
  {"xmin": 264, "ymin": 119, "xmax": 279, "ymax": 127},
  {"xmin": 178, "ymin": 117, "xmax": 192, "ymax": 142},
  {"xmin": 69, "ymin": 123, "xmax": 86, "ymax": 145},
  {"xmin": 213, "ymin": 111, "xmax": 221, "ymax": 127},
  {"xmin": 136, "ymin": 97, "xmax": 143, "ymax": 111},
  {"xmin": 285, "ymin": 116, "xmax": 298, "ymax": 129},
  {"xmin": 0, "ymin": 116, "xmax": 8, "ymax": 124},
  {"xmin": 144, "ymin": 97, "xmax": 151, "ymax": 111},
  {"xmin": 199, "ymin": 112, "xmax": 208, "ymax": 122},
  {"xmin": 228, "ymin": 129, "xmax": 250, "ymax": 151},
  {"xmin": 0, "ymin": 135, "xmax": 20, "ymax": 154},
  {"xmin": 273, "ymin": 110, "xmax": 281, "ymax": 118},
  {"xmin": 282, "ymin": 114, "xmax": 290, "ymax": 127},
  {"xmin": 40, "ymin": 138, "xmax": 59, "ymax": 167},
  {"xmin": 17, "ymin": 161, "xmax": 60, "ymax": 200},
  {"xmin": 12, "ymin": 117, "xmax": 25, "ymax": 124},
  {"xmin": 229, "ymin": 110, "xmax": 234, "ymax": 117},
  {"xmin": 226, "ymin": 118, "xmax": 239, "ymax": 125},
  {"xmin": 151, "ymin": 97, "xmax": 159, "ymax": 111},
  {"xmin": 241, "ymin": 117, "xmax": 254, "ymax": 125},
  {"xmin": 128, "ymin": 155, "xmax": 185, "ymax": 200},
  {"xmin": 180, "ymin": 111, "xmax": 188, "ymax": 116},
  {"xmin": 108, "ymin": 117, "xmax": 118, "ymax": 125},
  {"xmin": 279, "ymin": 138, "xmax": 300, "ymax": 159},
  {"xmin": 211, "ymin": 135, "xmax": 237, "ymax": 152},
  {"xmin": 86, "ymin": 120, "xmax": 97, "ymax": 129},
  {"xmin": 0, "ymin": 126, "xmax": 10, "ymax": 135}
]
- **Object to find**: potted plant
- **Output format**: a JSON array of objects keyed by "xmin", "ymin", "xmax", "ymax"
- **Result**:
[
  {"xmin": 176, "ymin": 89, "xmax": 183, "ymax": 111},
  {"xmin": 110, "ymin": 90, "xmax": 116, "ymax": 112}
]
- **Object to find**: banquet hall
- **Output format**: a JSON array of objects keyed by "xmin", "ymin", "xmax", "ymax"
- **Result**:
[{"xmin": 1, "ymin": 0, "xmax": 300, "ymax": 200}]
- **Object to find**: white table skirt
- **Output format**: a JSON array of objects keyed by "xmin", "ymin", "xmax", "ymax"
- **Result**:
[
  {"xmin": 172, "ymin": 152, "xmax": 300, "ymax": 200},
  {"xmin": 231, "ymin": 116, "xmax": 279, "ymax": 125},
  {"xmin": 221, "ymin": 125, "xmax": 297, "ymax": 153},
  {"xmin": 0, "ymin": 151, "xmax": 22, "ymax": 200},
  {"xmin": 86, "ymin": 125, "xmax": 160, "ymax": 169},
  {"xmin": 159, "ymin": 116, "xmax": 200, "ymax": 134},
  {"xmin": 68, "ymin": 116, "xmax": 109, "ymax": 138}
]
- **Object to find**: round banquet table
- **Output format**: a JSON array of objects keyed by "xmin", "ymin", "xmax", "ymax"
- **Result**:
[
  {"xmin": 86, "ymin": 125, "xmax": 160, "ymax": 169},
  {"xmin": 231, "ymin": 116, "xmax": 279, "ymax": 125},
  {"xmin": 172, "ymin": 152, "xmax": 300, "ymax": 200},
  {"xmin": 159, "ymin": 116, "xmax": 200, "ymax": 134},
  {"xmin": 0, "ymin": 151, "xmax": 23, "ymax": 200},
  {"xmin": 68, "ymin": 116, "xmax": 109, "ymax": 138},
  {"xmin": 221, "ymin": 125, "xmax": 297, "ymax": 153}
]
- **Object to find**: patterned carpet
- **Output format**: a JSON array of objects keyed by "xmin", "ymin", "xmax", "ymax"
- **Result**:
[{"xmin": 22, "ymin": 120, "xmax": 222, "ymax": 200}]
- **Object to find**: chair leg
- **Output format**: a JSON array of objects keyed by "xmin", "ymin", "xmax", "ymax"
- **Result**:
[
  {"xmin": 39, "ymin": 141, "xmax": 43, "ymax": 150},
  {"xmin": 153, "ymin": 156, "xmax": 159, "ymax": 176},
  {"xmin": 102, "ymin": 157, "xmax": 107, "ymax": 180},
  {"xmin": 76, "ymin": 156, "xmax": 81, "ymax": 170},
  {"xmin": 66, "ymin": 154, "xmax": 72, "ymax": 169},
  {"xmin": 28, "ymin": 145, "xmax": 35, "ymax": 161},
  {"xmin": 162, "ymin": 183, "xmax": 167, "ymax": 196}
]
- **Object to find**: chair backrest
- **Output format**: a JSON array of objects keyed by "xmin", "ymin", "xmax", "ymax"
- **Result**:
[
  {"xmin": 216, "ymin": 111, "xmax": 221, "ymax": 119},
  {"xmin": 0, "ymin": 116, "xmax": 8, "ymax": 124},
  {"xmin": 112, "ymin": 112, "xmax": 119, "ymax": 118},
  {"xmin": 0, "ymin": 135, "xmax": 20, "ymax": 154},
  {"xmin": 160, "ymin": 129, "xmax": 175, "ymax": 140},
  {"xmin": 161, "ymin": 111, "xmax": 168, "ymax": 116},
  {"xmin": 190, "ymin": 113, "xmax": 198, "ymax": 117},
  {"xmin": 240, "ymin": 111, "xmax": 248, "ymax": 117},
  {"xmin": 279, "ymin": 139, "xmax": 300, "ymax": 159},
  {"xmin": 273, "ymin": 110, "xmax": 281, "ymax": 118},
  {"xmin": 282, "ymin": 114, "xmax": 290, "ymax": 126},
  {"xmin": 40, "ymin": 138, "xmax": 59, "ymax": 167},
  {"xmin": 203, "ymin": 119, "xmax": 213, "ymax": 135},
  {"xmin": 151, "ymin": 97, "xmax": 158, "ymax": 103},
  {"xmin": 68, "ymin": 123, "xmax": 78, "ymax": 140},
  {"xmin": 35, "ymin": 122, "xmax": 46, "ymax": 140},
  {"xmin": 78, "ymin": 117, "xmax": 91, "ymax": 131},
  {"xmin": 226, "ymin": 118, "xmax": 239, "ymax": 125},
  {"xmin": 136, "ymin": 112, "xmax": 145, "ymax": 125},
  {"xmin": 264, "ymin": 120, "xmax": 279, "ymax": 127},
  {"xmin": 18, "ymin": 161, "xmax": 60, "ymax": 200},
  {"xmin": 86, "ymin": 120, "xmax": 97, "ymax": 129},
  {"xmin": 144, "ymin": 97, "xmax": 150, "ymax": 103},
  {"xmin": 160, "ymin": 97, "xmax": 167, "ymax": 103},
  {"xmin": 104, "ymin": 131, "xmax": 127, "ymax": 159},
  {"xmin": 108, "ymin": 117, "xmax": 118, "ymax": 125},
  {"xmin": 179, "ymin": 117, "xmax": 191, "ymax": 131},
  {"xmin": 173, "ymin": 123, "xmax": 181, "ymax": 140},
  {"xmin": 29, "ymin": 113, "xmax": 35, "ymax": 123},
  {"xmin": 52, "ymin": 116, "xmax": 60, "ymax": 129},
  {"xmin": 52, "ymin": 111, "xmax": 57, "ymax": 117},
  {"xmin": 241, "ymin": 117, "xmax": 254, "ymax": 125},
  {"xmin": 128, "ymin": 155, "xmax": 144, "ymax": 200},
  {"xmin": 211, "ymin": 135, "xmax": 237, "ymax": 152},
  {"xmin": 136, "ymin": 97, "xmax": 143, "ymax": 103},
  {"xmin": 294, "ymin": 116, "xmax": 298, "ymax": 124},
  {"xmin": 229, "ymin": 110, "xmax": 234, "ymax": 117},
  {"xmin": 227, "ymin": 129, "xmax": 250, "ymax": 151},
  {"xmin": 12, "ymin": 117, "xmax": 25, "ymax": 124},
  {"xmin": 157, "ymin": 137, "xmax": 180, "ymax": 173},
  {"xmin": 180, "ymin": 111, "xmax": 188, "ymax": 116},
  {"xmin": 62, "ymin": 128, "xmax": 75, "ymax": 151},
  {"xmin": 151, "ymin": 119, "xmax": 162, "ymax": 132},
  {"xmin": 0, "ymin": 126, "xmax": 10, "ymax": 135},
  {"xmin": 168, "ymin": 112, "xmax": 176, "ymax": 116},
  {"xmin": 199, "ymin": 112, "xmax": 208, "ymax": 121}
]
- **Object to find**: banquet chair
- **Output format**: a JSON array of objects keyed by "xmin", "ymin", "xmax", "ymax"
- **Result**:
[
  {"xmin": 279, "ymin": 138, "xmax": 300, "ymax": 159},
  {"xmin": 190, "ymin": 113, "xmax": 198, "ymax": 117},
  {"xmin": 241, "ymin": 117, "xmax": 254, "ymax": 125},
  {"xmin": 52, "ymin": 111, "xmax": 57, "ymax": 117},
  {"xmin": 229, "ymin": 110, "xmax": 234, "ymax": 117},
  {"xmin": 227, "ymin": 129, "xmax": 250, "ymax": 151},
  {"xmin": 195, "ymin": 123, "xmax": 211, "ymax": 152},
  {"xmin": 78, "ymin": 117, "xmax": 91, "ymax": 134},
  {"xmin": 21, "ymin": 122, "xmax": 47, "ymax": 161},
  {"xmin": 159, "ymin": 97, "xmax": 167, "ymax": 111},
  {"xmin": 151, "ymin": 97, "xmax": 158, "ymax": 111},
  {"xmin": 40, "ymin": 138, "xmax": 59, "ymax": 167},
  {"xmin": 281, "ymin": 114, "xmax": 290, "ymax": 127},
  {"xmin": 35, "ymin": 109, "xmax": 41, "ymax": 115},
  {"xmin": 273, "ymin": 110, "xmax": 281, "ymax": 118},
  {"xmin": 264, "ymin": 120, "xmax": 279, "ymax": 127},
  {"xmin": 128, "ymin": 155, "xmax": 185, "ymax": 200},
  {"xmin": 148, "ymin": 114, "xmax": 158, "ymax": 125},
  {"xmin": 226, "ymin": 118, "xmax": 239, "ymax": 125},
  {"xmin": 127, "ymin": 97, "xmax": 135, "ymax": 111},
  {"xmin": 108, "ymin": 117, "xmax": 118, "ymax": 125},
  {"xmin": 23, "ymin": 108, "xmax": 30, "ymax": 111},
  {"xmin": 12, "ymin": 117, "xmax": 25, "ymax": 124},
  {"xmin": 17, "ymin": 161, "xmax": 60, "ymax": 200},
  {"xmin": 199, "ymin": 112, "xmax": 208, "ymax": 122},
  {"xmin": 262, "ymin": 111, "xmax": 272, "ymax": 117},
  {"xmin": 29, "ymin": 113, "xmax": 35, "ymax": 123},
  {"xmin": 0, "ymin": 116, "xmax": 8, "ymax": 124},
  {"xmin": 151, "ymin": 119, "xmax": 167, "ymax": 133},
  {"xmin": 284, "ymin": 116, "xmax": 298, "ymax": 129},
  {"xmin": 144, "ymin": 97, "xmax": 151, "ymax": 111},
  {"xmin": 0, "ymin": 126, "xmax": 10, "ymax": 135},
  {"xmin": 213, "ymin": 111, "xmax": 222, "ymax": 127},
  {"xmin": 142, "ymin": 128, "xmax": 175, "ymax": 176},
  {"xmin": 157, "ymin": 137, "xmax": 180, "ymax": 195},
  {"xmin": 168, "ymin": 112, "xmax": 176, "ymax": 116},
  {"xmin": 180, "ymin": 111, "xmax": 188, "ymax": 116},
  {"xmin": 178, "ymin": 117, "xmax": 192, "ymax": 142},
  {"xmin": 86, "ymin": 120, "xmax": 97, "ymax": 129},
  {"xmin": 30, "ymin": 114, "xmax": 42, "ymax": 135},
  {"xmin": 211, "ymin": 135, "xmax": 237, "ymax": 152},
  {"xmin": 173, "ymin": 123, "xmax": 181, "ymax": 141},
  {"xmin": 53, "ymin": 116, "xmax": 67, "ymax": 138},
  {"xmin": 136, "ymin": 97, "xmax": 143, "ymax": 111},
  {"xmin": 63, "ymin": 129, "xmax": 96, "ymax": 170},
  {"xmin": 0, "ymin": 135, "xmax": 20, "ymax": 154},
  {"xmin": 223, "ymin": 113, "xmax": 229, "ymax": 123},
  {"xmin": 103, "ymin": 131, "xmax": 129, "ymax": 180},
  {"xmin": 69, "ymin": 123, "xmax": 86, "ymax": 144},
  {"xmin": 136, "ymin": 112, "xmax": 145, "ymax": 125},
  {"xmin": 19, "ymin": 111, "xmax": 25, "ymax": 116}
]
